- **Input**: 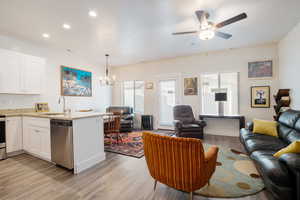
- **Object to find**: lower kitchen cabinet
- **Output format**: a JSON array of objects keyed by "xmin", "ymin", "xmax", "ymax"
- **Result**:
[
  {"xmin": 6, "ymin": 117, "xmax": 23, "ymax": 153},
  {"xmin": 23, "ymin": 117, "xmax": 51, "ymax": 161}
]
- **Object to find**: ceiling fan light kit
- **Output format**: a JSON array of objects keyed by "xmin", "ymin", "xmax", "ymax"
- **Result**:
[
  {"xmin": 173, "ymin": 10, "xmax": 247, "ymax": 41},
  {"xmin": 199, "ymin": 28, "xmax": 215, "ymax": 40}
]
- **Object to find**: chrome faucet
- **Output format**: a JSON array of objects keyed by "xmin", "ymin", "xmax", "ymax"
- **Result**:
[{"xmin": 58, "ymin": 96, "xmax": 66, "ymax": 113}]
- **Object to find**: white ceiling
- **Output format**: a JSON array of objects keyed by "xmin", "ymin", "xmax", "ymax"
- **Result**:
[{"xmin": 0, "ymin": 0, "xmax": 299, "ymax": 66}]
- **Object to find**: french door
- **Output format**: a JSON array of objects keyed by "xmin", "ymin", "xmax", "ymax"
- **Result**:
[{"xmin": 158, "ymin": 79, "xmax": 178, "ymax": 128}]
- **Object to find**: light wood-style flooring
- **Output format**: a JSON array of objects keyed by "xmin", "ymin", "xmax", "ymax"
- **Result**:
[{"xmin": 0, "ymin": 135, "xmax": 272, "ymax": 200}]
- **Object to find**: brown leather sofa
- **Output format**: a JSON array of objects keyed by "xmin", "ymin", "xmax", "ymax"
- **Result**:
[
  {"xmin": 240, "ymin": 109, "xmax": 300, "ymax": 200},
  {"xmin": 173, "ymin": 105, "xmax": 206, "ymax": 139},
  {"xmin": 143, "ymin": 132, "xmax": 219, "ymax": 200}
]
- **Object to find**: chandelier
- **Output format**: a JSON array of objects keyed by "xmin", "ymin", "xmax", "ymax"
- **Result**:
[{"xmin": 99, "ymin": 54, "xmax": 116, "ymax": 86}]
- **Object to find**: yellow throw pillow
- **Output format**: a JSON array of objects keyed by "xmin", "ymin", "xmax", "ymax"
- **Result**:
[
  {"xmin": 253, "ymin": 119, "xmax": 278, "ymax": 137},
  {"xmin": 274, "ymin": 141, "xmax": 300, "ymax": 158}
]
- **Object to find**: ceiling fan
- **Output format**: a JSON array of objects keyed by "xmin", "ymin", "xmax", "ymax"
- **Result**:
[{"xmin": 172, "ymin": 10, "xmax": 247, "ymax": 40}]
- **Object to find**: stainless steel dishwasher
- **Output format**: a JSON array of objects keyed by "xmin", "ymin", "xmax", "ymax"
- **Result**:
[{"xmin": 50, "ymin": 119, "xmax": 74, "ymax": 169}]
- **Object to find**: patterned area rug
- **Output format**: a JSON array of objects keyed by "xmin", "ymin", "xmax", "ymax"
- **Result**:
[
  {"xmin": 105, "ymin": 131, "xmax": 265, "ymax": 198},
  {"xmin": 196, "ymin": 144, "xmax": 265, "ymax": 198},
  {"xmin": 104, "ymin": 132, "xmax": 144, "ymax": 158}
]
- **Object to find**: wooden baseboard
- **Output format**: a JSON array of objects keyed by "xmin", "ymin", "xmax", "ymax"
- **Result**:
[
  {"xmin": 204, "ymin": 134, "xmax": 239, "ymax": 139},
  {"xmin": 7, "ymin": 150, "xmax": 25, "ymax": 157},
  {"xmin": 157, "ymin": 128, "xmax": 174, "ymax": 131}
]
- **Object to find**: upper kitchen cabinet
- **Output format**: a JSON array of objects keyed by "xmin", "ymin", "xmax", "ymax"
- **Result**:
[
  {"xmin": 0, "ymin": 48, "xmax": 45, "ymax": 94},
  {"xmin": 0, "ymin": 49, "xmax": 21, "ymax": 94},
  {"xmin": 20, "ymin": 55, "xmax": 45, "ymax": 94}
]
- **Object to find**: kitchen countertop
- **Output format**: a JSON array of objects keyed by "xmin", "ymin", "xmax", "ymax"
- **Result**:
[{"xmin": 1, "ymin": 110, "xmax": 110, "ymax": 120}]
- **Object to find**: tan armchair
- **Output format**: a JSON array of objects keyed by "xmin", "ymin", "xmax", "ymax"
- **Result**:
[{"xmin": 143, "ymin": 132, "xmax": 219, "ymax": 200}]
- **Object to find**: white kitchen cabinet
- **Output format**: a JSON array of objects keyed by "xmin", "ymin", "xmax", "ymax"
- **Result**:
[
  {"xmin": 23, "ymin": 118, "xmax": 29, "ymax": 152},
  {"xmin": 0, "ymin": 48, "xmax": 45, "ymax": 94},
  {"xmin": 20, "ymin": 55, "xmax": 45, "ymax": 94},
  {"xmin": 23, "ymin": 117, "xmax": 51, "ymax": 161},
  {"xmin": 0, "ymin": 49, "xmax": 21, "ymax": 94},
  {"xmin": 5, "ymin": 117, "xmax": 23, "ymax": 153}
]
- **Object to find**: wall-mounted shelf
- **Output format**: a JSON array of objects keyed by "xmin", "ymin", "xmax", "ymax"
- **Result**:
[{"xmin": 273, "ymin": 89, "xmax": 291, "ymax": 121}]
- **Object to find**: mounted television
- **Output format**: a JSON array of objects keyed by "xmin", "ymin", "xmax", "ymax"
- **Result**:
[{"xmin": 215, "ymin": 92, "xmax": 227, "ymax": 102}]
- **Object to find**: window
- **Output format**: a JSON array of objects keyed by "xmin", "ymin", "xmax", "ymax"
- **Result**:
[
  {"xmin": 134, "ymin": 81, "xmax": 145, "ymax": 113},
  {"xmin": 123, "ymin": 81, "xmax": 134, "ymax": 109},
  {"xmin": 159, "ymin": 79, "xmax": 176, "ymax": 126},
  {"xmin": 201, "ymin": 72, "xmax": 239, "ymax": 115},
  {"xmin": 123, "ymin": 80, "xmax": 144, "ymax": 113}
]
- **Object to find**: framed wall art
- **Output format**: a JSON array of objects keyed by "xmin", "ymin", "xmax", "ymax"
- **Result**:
[
  {"xmin": 145, "ymin": 82, "xmax": 154, "ymax": 89},
  {"xmin": 251, "ymin": 86, "xmax": 270, "ymax": 108},
  {"xmin": 61, "ymin": 66, "xmax": 92, "ymax": 97},
  {"xmin": 184, "ymin": 77, "xmax": 198, "ymax": 96},
  {"xmin": 248, "ymin": 60, "xmax": 273, "ymax": 79},
  {"xmin": 35, "ymin": 103, "xmax": 49, "ymax": 112}
]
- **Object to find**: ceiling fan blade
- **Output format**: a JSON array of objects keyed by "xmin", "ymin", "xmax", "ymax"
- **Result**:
[
  {"xmin": 172, "ymin": 31, "xmax": 198, "ymax": 35},
  {"xmin": 215, "ymin": 13, "xmax": 247, "ymax": 29},
  {"xmin": 215, "ymin": 31, "xmax": 232, "ymax": 39}
]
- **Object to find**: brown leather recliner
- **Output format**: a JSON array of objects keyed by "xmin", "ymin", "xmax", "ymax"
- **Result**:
[
  {"xmin": 143, "ymin": 132, "xmax": 219, "ymax": 200},
  {"xmin": 173, "ymin": 105, "xmax": 206, "ymax": 139}
]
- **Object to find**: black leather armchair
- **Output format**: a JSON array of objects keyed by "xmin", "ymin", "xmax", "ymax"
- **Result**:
[
  {"xmin": 173, "ymin": 105, "xmax": 206, "ymax": 139},
  {"xmin": 240, "ymin": 109, "xmax": 300, "ymax": 200},
  {"xmin": 106, "ymin": 106, "xmax": 134, "ymax": 132}
]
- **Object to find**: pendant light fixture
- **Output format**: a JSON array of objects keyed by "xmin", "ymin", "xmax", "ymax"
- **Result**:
[{"xmin": 99, "ymin": 54, "xmax": 116, "ymax": 86}]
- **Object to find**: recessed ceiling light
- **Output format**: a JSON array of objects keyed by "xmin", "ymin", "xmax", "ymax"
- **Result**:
[
  {"xmin": 63, "ymin": 24, "xmax": 71, "ymax": 30},
  {"xmin": 42, "ymin": 33, "xmax": 50, "ymax": 39},
  {"xmin": 89, "ymin": 10, "xmax": 97, "ymax": 18}
]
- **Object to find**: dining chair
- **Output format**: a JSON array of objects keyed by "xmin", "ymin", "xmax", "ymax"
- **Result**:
[{"xmin": 105, "ymin": 114, "xmax": 122, "ymax": 145}]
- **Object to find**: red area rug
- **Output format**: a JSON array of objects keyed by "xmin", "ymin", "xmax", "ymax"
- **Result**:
[{"xmin": 104, "ymin": 132, "xmax": 144, "ymax": 158}]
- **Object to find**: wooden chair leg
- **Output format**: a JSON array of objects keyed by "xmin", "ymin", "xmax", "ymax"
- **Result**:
[
  {"xmin": 154, "ymin": 180, "xmax": 157, "ymax": 191},
  {"xmin": 110, "ymin": 134, "xmax": 113, "ymax": 146},
  {"xmin": 118, "ymin": 132, "xmax": 123, "ymax": 144},
  {"xmin": 189, "ymin": 192, "xmax": 193, "ymax": 200}
]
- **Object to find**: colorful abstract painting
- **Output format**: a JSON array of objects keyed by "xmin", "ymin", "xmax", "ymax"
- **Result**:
[
  {"xmin": 248, "ymin": 61, "xmax": 272, "ymax": 78},
  {"xmin": 61, "ymin": 66, "xmax": 92, "ymax": 96}
]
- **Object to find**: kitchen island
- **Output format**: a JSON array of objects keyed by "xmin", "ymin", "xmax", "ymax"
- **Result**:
[
  {"xmin": 2, "ymin": 110, "xmax": 106, "ymax": 174},
  {"xmin": 66, "ymin": 113, "xmax": 105, "ymax": 174}
]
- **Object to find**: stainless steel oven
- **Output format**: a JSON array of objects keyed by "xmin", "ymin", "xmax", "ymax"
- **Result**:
[{"xmin": 0, "ymin": 115, "xmax": 6, "ymax": 160}]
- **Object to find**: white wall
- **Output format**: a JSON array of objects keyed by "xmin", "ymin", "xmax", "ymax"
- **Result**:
[
  {"xmin": 112, "ymin": 43, "xmax": 279, "ymax": 136},
  {"xmin": 279, "ymin": 22, "xmax": 300, "ymax": 109},
  {"xmin": 0, "ymin": 34, "xmax": 111, "ymax": 112}
]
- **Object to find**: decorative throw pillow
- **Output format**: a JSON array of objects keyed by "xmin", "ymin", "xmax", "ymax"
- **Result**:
[
  {"xmin": 253, "ymin": 119, "xmax": 278, "ymax": 137},
  {"xmin": 274, "ymin": 141, "xmax": 300, "ymax": 158}
]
